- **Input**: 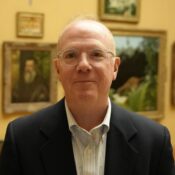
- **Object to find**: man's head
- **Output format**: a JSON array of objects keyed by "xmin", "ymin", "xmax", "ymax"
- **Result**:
[
  {"xmin": 54, "ymin": 17, "xmax": 120, "ymax": 105},
  {"xmin": 23, "ymin": 58, "xmax": 37, "ymax": 83}
]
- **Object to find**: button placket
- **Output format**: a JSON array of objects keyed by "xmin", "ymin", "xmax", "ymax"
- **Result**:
[{"xmin": 82, "ymin": 141, "xmax": 96, "ymax": 175}]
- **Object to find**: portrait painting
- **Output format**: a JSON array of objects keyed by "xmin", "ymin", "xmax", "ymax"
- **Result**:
[
  {"xmin": 99, "ymin": 0, "xmax": 140, "ymax": 22},
  {"xmin": 3, "ymin": 42, "xmax": 57, "ymax": 114},
  {"xmin": 109, "ymin": 29, "xmax": 166, "ymax": 119},
  {"xmin": 172, "ymin": 43, "xmax": 175, "ymax": 105}
]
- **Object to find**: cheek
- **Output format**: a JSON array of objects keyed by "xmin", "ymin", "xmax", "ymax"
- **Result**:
[
  {"xmin": 97, "ymin": 66, "xmax": 115, "ymax": 86},
  {"xmin": 59, "ymin": 72, "xmax": 68, "ymax": 84},
  {"xmin": 58, "ymin": 70, "xmax": 72, "ymax": 89}
]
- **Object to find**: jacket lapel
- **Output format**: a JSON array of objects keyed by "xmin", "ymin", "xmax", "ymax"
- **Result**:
[
  {"xmin": 105, "ymin": 102, "xmax": 139, "ymax": 175},
  {"xmin": 39, "ymin": 99, "xmax": 77, "ymax": 175}
]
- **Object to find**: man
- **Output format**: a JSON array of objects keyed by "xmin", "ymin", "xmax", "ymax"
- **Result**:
[
  {"xmin": 0, "ymin": 17, "xmax": 174, "ymax": 175},
  {"xmin": 12, "ymin": 57, "xmax": 49, "ymax": 102}
]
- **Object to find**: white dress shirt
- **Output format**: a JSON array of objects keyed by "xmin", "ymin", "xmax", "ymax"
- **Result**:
[{"xmin": 65, "ymin": 99, "xmax": 111, "ymax": 175}]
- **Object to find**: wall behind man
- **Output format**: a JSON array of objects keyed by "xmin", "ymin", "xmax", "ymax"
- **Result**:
[{"xmin": 0, "ymin": 0, "xmax": 175, "ymax": 146}]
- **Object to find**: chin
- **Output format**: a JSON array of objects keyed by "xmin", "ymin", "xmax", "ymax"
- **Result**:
[{"xmin": 76, "ymin": 91, "xmax": 97, "ymax": 101}]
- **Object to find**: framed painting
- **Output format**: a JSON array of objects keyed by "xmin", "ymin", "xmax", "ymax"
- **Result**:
[
  {"xmin": 109, "ymin": 28, "xmax": 166, "ymax": 119},
  {"xmin": 3, "ymin": 42, "xmax": 57, "ymax": 114},
  {"xmin": 172, "ymin": 43, "xmax": 175, "ymax": 105},
  {"xmin": 99, "ymin": 0, "xmax": 140, "ymax": 22},
  {"xmin": 16, "ymin": 12, "xmax": 44, "ymax": 38}
]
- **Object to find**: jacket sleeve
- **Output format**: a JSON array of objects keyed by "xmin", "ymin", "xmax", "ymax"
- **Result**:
[
  {"xmin": 0, "ymin": 122, "xmax": 21, "ymax": 175},
  {"xmin": 157, "ymin": 127, "xmax": 175, "ymax": 175}
]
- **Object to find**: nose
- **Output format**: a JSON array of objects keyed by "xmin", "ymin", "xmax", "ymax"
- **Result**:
[{"xmin": 76, "ymin": 53, "xmax": 92, "ymax": 72}]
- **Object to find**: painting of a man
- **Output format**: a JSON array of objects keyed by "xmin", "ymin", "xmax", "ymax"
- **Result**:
[{"xmin": 12, "ymin": 53, "xmax": 49, "ymax": 103}]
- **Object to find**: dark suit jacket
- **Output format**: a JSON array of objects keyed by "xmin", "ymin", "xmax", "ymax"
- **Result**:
[{"xmin": 0, "ymin": 99, "xmax": 175, "ymax": 175}]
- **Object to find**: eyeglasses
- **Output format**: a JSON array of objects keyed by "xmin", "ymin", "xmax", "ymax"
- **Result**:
[{"xmin": 57, "ymin": 48, "xmax": 115, "ymax": 66}]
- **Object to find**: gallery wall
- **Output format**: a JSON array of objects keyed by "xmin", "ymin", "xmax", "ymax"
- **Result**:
[{"xmin": 0, "ymin": 0, "xmax": 175, "ymax": 146}]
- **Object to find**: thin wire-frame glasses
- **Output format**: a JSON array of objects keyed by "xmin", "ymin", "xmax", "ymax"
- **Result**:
[{"xmin": 57, "ymin": 48, "xmax": 115, "ymax": 66}]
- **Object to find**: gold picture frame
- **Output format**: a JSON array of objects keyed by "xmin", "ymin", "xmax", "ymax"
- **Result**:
[
  {"xmin": 99, "ymin": 0, "xmax": 140, "ymax": 23},
  {"xmin": 16, "ymin": 12, "xmax": 44, "ymax": 38},
  {"xmin": 172, "ymin": 43, "xmax": 175, "ymax": 105},
  {"xmin": 3, "ymin": 42, "xmax": 57, "ymax": 114},
  {"xmin": 109, "ymin": 28, "xmax": 166, "ymax": 120}
]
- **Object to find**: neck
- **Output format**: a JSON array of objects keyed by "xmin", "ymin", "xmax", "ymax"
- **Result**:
[{"xmin": 66, "ymin": 97, "xmax": 108, "ymax": 131}]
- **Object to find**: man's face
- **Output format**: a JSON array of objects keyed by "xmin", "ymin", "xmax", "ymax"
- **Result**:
[
  {"xmin": 24, "ymin": 59, "xmax": 36, "ymax": 83},
  {"xmin": 24, "ymin": 60, "xmax": 35, "ymax": 73},
  {"xmin": 55, "ymin": 21, "xmax": 120, "ymax": 103}
]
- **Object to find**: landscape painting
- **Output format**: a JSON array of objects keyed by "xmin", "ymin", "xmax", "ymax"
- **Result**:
[
  {"xmin": 99, "ymin": 0, "xmax": 140, "ymax": 22},
  {"xmin": 110, "ymin": 29, "xmax": 166, "ymax": 119}
]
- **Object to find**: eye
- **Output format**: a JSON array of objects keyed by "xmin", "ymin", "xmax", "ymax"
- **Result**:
[
  {"xmin": 90, "ymin": 49, "xmax": 106, "ymax": 59},
  {"xmin": 63, "ymin": 50, "xmax": 77, "ymax": 59}
]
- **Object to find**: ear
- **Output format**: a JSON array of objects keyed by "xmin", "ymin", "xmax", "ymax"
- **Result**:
[
  {"xmin": 113, "ymin": 57, "xmax": 120, "ymax": 80},
  {"xmin": 53, "ymin": 58, "xmax": 61, "ymax": 80}
]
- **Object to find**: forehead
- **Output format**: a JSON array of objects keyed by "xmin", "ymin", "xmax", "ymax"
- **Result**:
[
  {"xmin": 58, "ymin": 20, "xmax": 114, "ymax": 50},
  {"xmin": 26, "ymin": 60, "xmax": 34, "ymax": 64},
  {"xmin": 25, "ymin": 60, "xmax": 35, "ymax": 66}
]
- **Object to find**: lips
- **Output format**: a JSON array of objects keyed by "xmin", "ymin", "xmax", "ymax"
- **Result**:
[{"xmin": 74, "ymin": 80, "xmax": 96, "ymax": 83}]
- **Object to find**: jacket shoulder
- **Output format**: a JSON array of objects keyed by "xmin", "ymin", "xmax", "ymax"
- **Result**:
[
  {"xmin": 111, "ymin": 102, "xmax": 167, "ymax": 139},
  {"xmin": 8, "ymin": 99, "xmax": 65, "ymax": 137}
]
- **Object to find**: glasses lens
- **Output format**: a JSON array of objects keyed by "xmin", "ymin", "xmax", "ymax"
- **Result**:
[
  {"xmin": 62, "ymin": 49, "xmax": 78, "ymax": 65},
  {"xmin": 89, "ymin": 49, "xmax": 107, "ymax": 61}
]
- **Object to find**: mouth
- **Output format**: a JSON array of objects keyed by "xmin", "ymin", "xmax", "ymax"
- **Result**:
[
  {"xmin": 73, "ymin": 80, "xmax": 96, "ymax": 84},
  {"xmin": 74, "ymin": 80, "xmax": 95, "ymax": 82}
]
